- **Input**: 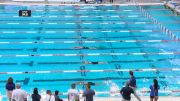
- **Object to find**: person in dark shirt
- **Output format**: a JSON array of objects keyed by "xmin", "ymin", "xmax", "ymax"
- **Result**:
[
  {"xmin": 129, "ymin": 71, "xmax": 136, "ymax": 88},
  {"xmin": 6, "ymin": 77, "xmax": 15, "ymax": 101},
  {"xmin": 129, "ymin": 71, "xmax": 141, "ymax": 101},
  {"xmin": 120, "ymin": 81, "xmax": 141, "ymax": 101},
  {"xmin": 83, "ymin": 84, "xmax": 95, "ymax": 101},
  {"xmin": 120, "ymin": 81, "xmax": 134, "ymax": 101},
  {"xmin": 31, "ymin": 88, "xmax": 41, "ymax": 101},
  {"xmin": 54, "ymin": 90, "xmax": 63, "ymax": 101},
  {"xmin": 150, "ymin": 79, "xmax": 160, "ymax": 101}
]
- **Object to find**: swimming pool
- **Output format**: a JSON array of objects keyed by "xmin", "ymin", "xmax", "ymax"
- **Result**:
[{"xmin": 0, "ymin": 4, "xmax": 180, "ymax": 99}]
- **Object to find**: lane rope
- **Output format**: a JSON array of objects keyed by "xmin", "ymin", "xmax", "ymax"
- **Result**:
[
  {"xmin": 0, "ymin": 67, "xmax": 180, "ymax": 74},
  {"xmin": 0, "ymin": 51, "xmax": 179, "ymax": 57},
  {"xmin": 0, "ymin": 39, "xmax": 178, "ymax": 44}
]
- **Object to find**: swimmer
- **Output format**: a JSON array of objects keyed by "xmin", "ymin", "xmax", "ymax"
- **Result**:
[
  {"xmin": 74, "ymin": 46, "xmax": 97, "ymax": 50},
  {"xmin": 82, "ymin": 61, "xmax": 108, "ymax": 64},
  {"xmin": 75, "ymin": 81, "xmax": 104, "ymax": 86},
  {"xmin": 74, "ymin": 46, "xmax": 107, "ymax": 50}
]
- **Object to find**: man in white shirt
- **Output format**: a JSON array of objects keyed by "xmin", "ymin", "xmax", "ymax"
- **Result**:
[
  {"xmin": 45, "ymin": 90, "xmax": 55, "ymax": 101},
  {"xmin": 68, "ymin": 84, "xmax": 79, "ymax": 101},
  {"xmin": 11, "ymin": 84, "xmax": 27, "ymax": 101}
]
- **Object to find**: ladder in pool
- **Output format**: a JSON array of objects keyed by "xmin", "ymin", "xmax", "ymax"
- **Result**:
[{"xmin": 133, "ymin": 1, "xmax": 179, "ymax": 41}]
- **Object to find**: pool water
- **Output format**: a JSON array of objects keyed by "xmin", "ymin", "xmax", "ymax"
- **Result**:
[{"xmin": 0, "ymin": 4, "xmax": 180, "ymax": 99}]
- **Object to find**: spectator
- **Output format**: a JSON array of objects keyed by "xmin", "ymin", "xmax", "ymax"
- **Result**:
[
  {"xmin": 11, "ymin": 84, "xmax": 27, "ymax": 101},
  {"xmin": 129, "ymin": 71, "xmax": 136, "ymax": 89},
  {"xmin": 45, "ymin": 90, "xmax": 55, "ymax": 101},
  {"xmin": 68, "ymin": 84, "xmax": 79, "ymax": 101},
  {"xmin": 6, "ymin": 77, "xmax": 15, "ymax": 101},
  {"xmin": 120, "ymin": 81, "xmax": 141, "ymax": 101},
  {"xmin": 83, "ymin": 84, "xmax": 95, "ymax": 101},
  {"xmin": 32, "ymin": 88, "xmax": 41, "ymax": 101},
  {"xmin": 129, "ymin": 71, "xmax": 141, "ymax": 101},
  {"xmin": 54, "ymin": 90, "xmax": 63, "ymax": 101},
  {"xmin": 150, "ymin": 79, "xmax": 160, "ymax": 101}
]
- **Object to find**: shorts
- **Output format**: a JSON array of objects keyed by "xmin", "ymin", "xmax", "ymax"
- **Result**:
[{"xmin": 150, "ymin": 96, "xmax": 158, "ymax": 99}]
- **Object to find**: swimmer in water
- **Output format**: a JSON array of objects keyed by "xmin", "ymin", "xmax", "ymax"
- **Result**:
[
  {"xmin": 82, "ymin": 61, "xmax": 108, "ymax": 64},
  {"xmin": 74, "ymin": 46, "xmax": 97, "ymax": 50},
  {"xmin": 75, "ymin": 81, "xmax": 104, "ymax": 86},
  {"xmin": 74, "ymin": 46, "xmax": 107, "ymax": 50}
]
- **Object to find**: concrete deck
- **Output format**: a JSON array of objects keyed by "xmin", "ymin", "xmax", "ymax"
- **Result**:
[{"xmin": 63, "ymin": 96, "xmax": 180, "ymax": 101}]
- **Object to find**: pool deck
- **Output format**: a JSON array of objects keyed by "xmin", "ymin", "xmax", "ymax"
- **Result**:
[
  {"xmin": 166, "ymin": 1, "xmax": 180, "ymax": 14},
  {"xmin": 86, "ymin": 96, "xmax": 180, "ymax": 101},
  {"xmin": 64, "ymin": 96, "xmax": 180, "ymax": 101},
  {"xmin": 0, "ymin": 1, "xmax": 164, "ymax": 6}
]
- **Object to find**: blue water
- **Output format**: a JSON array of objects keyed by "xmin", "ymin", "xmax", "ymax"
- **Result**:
[{"xmin": 0, "ymin": 4, "xmax": 180, "ymax": 100}]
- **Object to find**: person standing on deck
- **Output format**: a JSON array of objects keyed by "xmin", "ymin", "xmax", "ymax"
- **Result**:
[
  {"xmin": 68, "ymin": 84, "xmax": 79, "ymax": 101},
  {"xmin": 6, "ymin": 77, "xmax": 15, "ymax": 101},
  {"xmin": 83, "ymin": 84, "xmax": 95, "ymax": 101},
  {"xmin": 150, "ymin": 79, "xmax": 160, "ymax": 101},
  {"xmin": 129, "ymin": 71, "xmax": 141, "ymax": 101},
  {"xmin": 11, "ymin": 84, "xmax": 27, "ymax": 101}
]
